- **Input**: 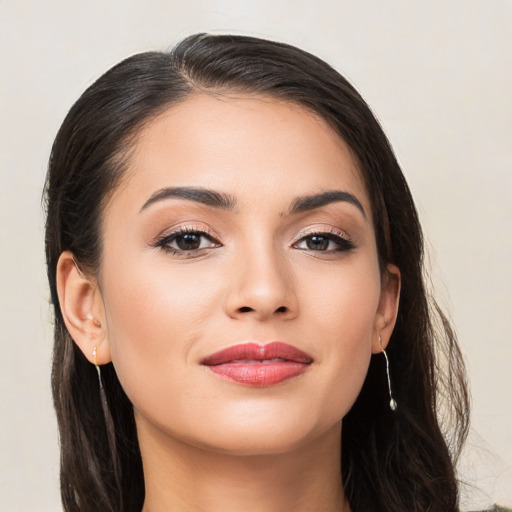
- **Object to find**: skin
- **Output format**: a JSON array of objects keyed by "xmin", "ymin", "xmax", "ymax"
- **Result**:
[{"xmin": 57, "ymin": 94, "xmax": 400, "ymax": 512}]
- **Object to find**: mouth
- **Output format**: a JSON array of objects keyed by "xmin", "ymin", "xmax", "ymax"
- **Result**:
[{"xmin": 200, "ymin": 342, "xmax": 313, "ymax": 387}]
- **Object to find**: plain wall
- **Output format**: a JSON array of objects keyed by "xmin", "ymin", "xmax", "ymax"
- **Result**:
[{"xmin": 0, "ymin": 0, "xmax": 510, "ymax": 509}]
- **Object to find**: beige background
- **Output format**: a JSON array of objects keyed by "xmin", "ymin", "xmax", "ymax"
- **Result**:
[{"xmin": 1, "ymin": 0, "xmax": 510, "ymax": 510}]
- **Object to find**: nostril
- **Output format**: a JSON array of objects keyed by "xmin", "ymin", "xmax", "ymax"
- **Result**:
[{"xmin": 237, "ymin": 306, "xmax": 288, "ymax": 314}]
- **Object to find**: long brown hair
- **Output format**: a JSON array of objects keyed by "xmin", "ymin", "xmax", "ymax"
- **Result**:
[{"xmin": 44, "ymin": 33, "xmax": 470, "ymax": 512}]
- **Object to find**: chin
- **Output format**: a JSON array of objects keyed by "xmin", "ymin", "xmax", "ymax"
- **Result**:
[{"xmin": 177, "ymin": 409, "xmax": 344, "ymax": 457}]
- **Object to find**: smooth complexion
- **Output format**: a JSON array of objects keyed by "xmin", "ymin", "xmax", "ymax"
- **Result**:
[{"xmin": 57, "ymin": 94, "xmax": 400, "ymax": 512}]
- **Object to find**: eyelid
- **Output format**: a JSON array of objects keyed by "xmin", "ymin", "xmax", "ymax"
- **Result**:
[
  {"xmin": 291, "ymin": 226, "xmax": 356, "ymax": 254},
  {"xmin": 291, "ymin": 226, "xmax": 352, "ymax": 245},
  {"xmin": 151, "ymin": 224, "xmax": 221, "ymax": 248}
]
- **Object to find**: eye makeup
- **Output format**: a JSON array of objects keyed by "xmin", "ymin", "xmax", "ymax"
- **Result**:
[
  {"xmin": 152, "ymin": 225, "xmax": 221, "ymax": 258},
  {"xmin": 292, "ymin": 227, "xmax": 355, "ymax": 253},
  {"xmin": 150, "ymin": 222, "xmax": 356, "ymax": 260}
]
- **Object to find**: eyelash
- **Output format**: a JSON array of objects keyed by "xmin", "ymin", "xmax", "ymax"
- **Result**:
[
  {"xmin": 153, "ymin": 226, "xmax": 221, "ymax": 258},
  {"xmin": 292, "ymin": 229, "xmax": 355, "ymax": 253},
  {"xmin": 153, "ymin": 226, "xmax": 355, "ymax": 257}
]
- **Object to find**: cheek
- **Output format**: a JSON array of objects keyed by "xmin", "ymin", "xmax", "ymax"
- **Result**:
[
  {"xmin": 100, "ymin": 254, "xmax": 223, "ymax": 406},
  {"xmin": 298, "ymin": 259, "xmax": 381, "ymax": 414},
  {"xmin": 299, "ymin": 253, "xmax": 381, "ymax": 343}
]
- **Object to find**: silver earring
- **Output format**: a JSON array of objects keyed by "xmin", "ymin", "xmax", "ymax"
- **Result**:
[
  {"xmin": 92, "ymin": 346, "xmax": 104, "ymax": 391},
  {"xmin": 92, "ymin": 346, "xmax": 110, "ymax": 419},
  {"xmin": 380, "ymin": 336, "xmax": 397, "ymax": 411}
]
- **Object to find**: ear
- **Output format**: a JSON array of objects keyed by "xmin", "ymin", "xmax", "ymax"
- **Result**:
[
  {"xmin": 56, "ymin": 251, "xmax": 111, "ymax": 365},
  {"xmin": 371, "ymin": 263, "xmax": 401, "ymax": 354}
]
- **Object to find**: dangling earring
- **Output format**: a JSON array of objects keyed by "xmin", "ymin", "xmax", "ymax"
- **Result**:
[
  {"xmin": 92, "ymin": 345, "xmax": 110, "ymax": 420},
  {"xmin": 92, "ymin": 346, "xmax": 104, "ymax": 391},
  {"xmin": 91, "ymin": 345, "xmax": 118, "ymax": 473},
  {"xmin": 379, "ymin": 335, "xmax": 397, "ymax": 411}
]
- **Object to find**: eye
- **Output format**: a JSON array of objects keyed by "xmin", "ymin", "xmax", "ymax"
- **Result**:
[
  {"xmin": 154, "ymin": 227, "xmax": 221, "ymax": 256},
  {"xmin": 293, "ymin": 230, "xmax": 355, "ymax": 253}
]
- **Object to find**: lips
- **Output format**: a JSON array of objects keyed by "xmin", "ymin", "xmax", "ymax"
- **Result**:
[{"xmin": 201, "ymin": 342, "xmax": 313, "ymax": 386}]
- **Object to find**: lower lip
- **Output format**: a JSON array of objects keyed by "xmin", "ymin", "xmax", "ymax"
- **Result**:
[{"xmin": 205, "ymin": 362, "xmax": 310, "ymax": 387}]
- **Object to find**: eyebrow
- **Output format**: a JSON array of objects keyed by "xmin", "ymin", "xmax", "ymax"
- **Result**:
[
  {"xmin": 287, "ymin": 190, "xmax": 366, "ymax": 219},
  {"xmin": 140, "ymin": 186, "xmax": 366, "ymax": 219},
  {"xmin": 140, "ymin": 186, "xmax": 237, "ymax": 212}
]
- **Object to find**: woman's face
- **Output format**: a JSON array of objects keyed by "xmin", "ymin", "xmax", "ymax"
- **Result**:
[{"xmin": 96, "ymin": 94, "xmax": 398, "ymax": 455}]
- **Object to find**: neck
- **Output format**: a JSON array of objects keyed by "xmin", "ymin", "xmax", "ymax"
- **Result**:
[{"xmin": 138, "ymin": 419, "xmax": 349, "ymax": 512}]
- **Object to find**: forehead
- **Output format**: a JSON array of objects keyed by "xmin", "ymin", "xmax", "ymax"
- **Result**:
[{"xmin": 111, "ymin": 93, "xmax": 371, "ymax": 217}]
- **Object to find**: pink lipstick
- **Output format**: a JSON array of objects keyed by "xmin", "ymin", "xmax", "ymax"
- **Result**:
[{"xmin": 201, "ymin": 342, "xmax": 313, "ymax": 387}]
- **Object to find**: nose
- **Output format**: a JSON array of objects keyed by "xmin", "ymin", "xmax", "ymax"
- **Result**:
[{"xmin": 224, "ymin": 244, "xmax": 298, "ymax": 322}]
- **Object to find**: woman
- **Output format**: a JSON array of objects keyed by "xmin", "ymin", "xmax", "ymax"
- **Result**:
[{"xmin": 45, "ymin": 33, "xmax": 471, "ymax": 511}]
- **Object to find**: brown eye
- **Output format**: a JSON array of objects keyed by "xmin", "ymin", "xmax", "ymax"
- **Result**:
[
  {"xmin": 175, "ymin": 233, "xmax": 202, "ymax": 251},
  {"xmin": 155, "ymin": 228, "xmax": 221, "ymax": 255},
  {"xmin": 294, "ymin": 231, "xmax": 355, "ymax": 253},
  {"xmin": 306, "ymin": 235, "xmax": 330, "ymax": 251}
]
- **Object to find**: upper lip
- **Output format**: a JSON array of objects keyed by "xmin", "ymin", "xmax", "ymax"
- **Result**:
[{"xmin": 200, "ymin": 342, "xmax": 313, "ymax": 365}]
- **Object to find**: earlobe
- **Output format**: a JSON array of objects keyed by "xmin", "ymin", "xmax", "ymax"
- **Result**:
[
  {"xmin": 56, "ymin": 251, "xmax": 111, "ymax": 365},
  {"xmin": 372, "ymin": 263, "xmax": 401, "ymax": 354}
]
